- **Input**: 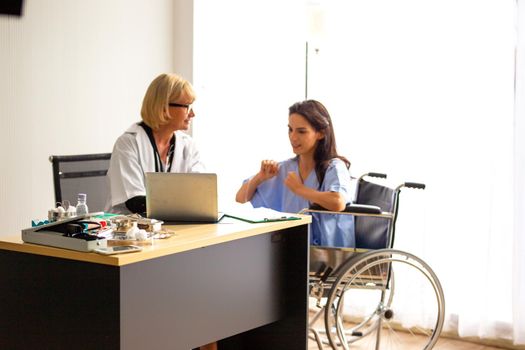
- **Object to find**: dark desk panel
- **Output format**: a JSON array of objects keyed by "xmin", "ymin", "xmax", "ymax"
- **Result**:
[{"xmin": 0, "ymin": 224, "xmax": 308, "ymax": 349}]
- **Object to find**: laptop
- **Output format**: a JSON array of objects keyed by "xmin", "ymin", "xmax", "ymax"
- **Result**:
[{"xmin": 145, "ymin": 172, "xmax": 222, "ymax": 223}]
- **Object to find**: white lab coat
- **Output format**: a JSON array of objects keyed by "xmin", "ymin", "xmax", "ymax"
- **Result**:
[{"xmin": 105, "ymin": 123, "xmax": 205, "ymax": 213}]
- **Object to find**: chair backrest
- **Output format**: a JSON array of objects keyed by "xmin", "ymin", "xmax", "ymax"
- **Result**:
[
  {"xmin": 50, "ymin": 153, "xmax": 111, "ymax": 212},
  {"xmin": 354, "ymin": 179, "xmax": 395, "ymax": 249}
]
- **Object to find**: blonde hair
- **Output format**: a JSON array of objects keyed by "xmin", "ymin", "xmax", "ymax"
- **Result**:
[{"xmin": 140, "ymin": 73, "xmax": 196, "ymax": 130}]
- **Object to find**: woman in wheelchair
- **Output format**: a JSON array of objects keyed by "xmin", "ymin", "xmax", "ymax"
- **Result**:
[
  {"xmin": 237, "ymin": 100, "xmax": 446, "ymax": 350},
  {"xmin": 236, "ymin": 99, "xmax": 355, "ymax": 247}
]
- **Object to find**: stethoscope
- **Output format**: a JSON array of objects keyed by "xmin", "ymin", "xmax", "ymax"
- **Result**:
[{"xmin": 140, "ymin": 122, "xmax": 175, "ymax": 172}]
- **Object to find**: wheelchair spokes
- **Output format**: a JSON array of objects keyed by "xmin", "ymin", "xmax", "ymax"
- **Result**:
[
  {"xmin": 324, "ymin": 250, "xmax": 445, "ymax": 350},
  {"xmin": 307, "ymin": 175, "xmax": 443, "ymax": 349}
]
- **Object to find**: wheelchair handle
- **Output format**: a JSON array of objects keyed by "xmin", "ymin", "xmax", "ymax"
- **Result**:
[
  {"xmin": 403, "ymin": 182, "xmax": 426, "ymax": 190},
  {"xmin": 367, "ymin": 172, "xmax": 387, "ymax": 179}
]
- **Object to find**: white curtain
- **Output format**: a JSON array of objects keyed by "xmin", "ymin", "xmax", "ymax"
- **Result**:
[
  {"xmin": 514, "ymin": 0, "xmax": 525, "ymax": 344},
  {"xmin": 305, "ymin": 0, "xmax": 518, "ymax": 342}
]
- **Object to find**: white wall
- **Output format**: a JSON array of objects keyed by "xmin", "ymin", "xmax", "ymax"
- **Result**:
[{"xmin": 0, "ymin": 0, "xmax": 192, "ymax": 236}]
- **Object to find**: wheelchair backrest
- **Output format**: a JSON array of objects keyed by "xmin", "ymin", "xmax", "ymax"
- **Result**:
[{"xmin": 355, "ymin": 179, "xmax": 395, "ymax": 249}]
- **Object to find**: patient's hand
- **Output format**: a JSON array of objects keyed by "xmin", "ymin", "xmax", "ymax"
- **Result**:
[
  {"xmin": 257, "ymin": 160, "xmax": 279, "ymax": 182},
  {"xmin": 284, "ymin": 171, "xmax": 303, "ymax": 194},
  {"xmin": 237, "ymin": 160, "xmax": 279, "ymax": 204}
]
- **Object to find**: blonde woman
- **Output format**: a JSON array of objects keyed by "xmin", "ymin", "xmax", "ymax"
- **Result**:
[{"xmin": 105, "ymin": 73, "xmax": 205, "ymax": 215}]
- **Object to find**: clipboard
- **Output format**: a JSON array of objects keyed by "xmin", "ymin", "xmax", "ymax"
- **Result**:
[{"xmin": 223, "ymin": 208, "xmax": 300, "ymax": 224}]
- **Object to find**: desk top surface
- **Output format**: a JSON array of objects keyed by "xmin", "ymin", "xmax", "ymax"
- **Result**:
[{"xmin": 0, "ymin": 215, "xmax": 311, "ymax": 266}]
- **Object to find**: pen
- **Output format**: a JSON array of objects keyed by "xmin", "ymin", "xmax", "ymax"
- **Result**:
[{"xmin": 263, "ymin": 216, "xmax": 287, "ymax": 221}]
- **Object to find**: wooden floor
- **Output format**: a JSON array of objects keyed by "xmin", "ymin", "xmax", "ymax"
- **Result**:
[
  {"xmin": 307, "ymin": 313, "xmax": 510, "ymax": 350},
  {"xmin": 308, "ymin": 334, "xmax": 509, "ymax": 350},
  {"xmin": 306, "ymin": 306, "xmax": 516, "ymax": 350}
]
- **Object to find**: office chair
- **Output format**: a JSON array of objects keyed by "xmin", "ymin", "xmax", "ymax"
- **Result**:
[{"xmin": 49, "ymin": 153, "xmax": 111, "ymax": 213}]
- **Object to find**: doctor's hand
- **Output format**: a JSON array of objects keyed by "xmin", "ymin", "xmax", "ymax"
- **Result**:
[
  {"xmin": 255, "ymin": 160, "xmax": 279, "ymax": 182},
  {"xmin": 284, "ymin": 171, "xmax": 303, "ymax": 194}
]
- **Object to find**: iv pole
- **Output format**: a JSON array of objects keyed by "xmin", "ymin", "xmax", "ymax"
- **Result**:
[{"xmin": 305, "ymin": 41, "xmax": 309, "ymax": 100}]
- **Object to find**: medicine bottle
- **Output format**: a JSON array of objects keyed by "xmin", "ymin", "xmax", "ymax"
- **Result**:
[{"xmin": 76, "ymin": 193, "xmax": 89, "ymax": 215}]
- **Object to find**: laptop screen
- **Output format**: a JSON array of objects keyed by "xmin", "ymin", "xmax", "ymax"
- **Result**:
[{"xmin": 145, "ymin": 172, "xmax": 219, "ymax": 222}]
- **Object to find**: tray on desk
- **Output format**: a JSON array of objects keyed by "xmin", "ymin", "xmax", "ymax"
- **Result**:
[{"xmin": 21, "ymin": 214, "xmax": 107, "ymax": 252}]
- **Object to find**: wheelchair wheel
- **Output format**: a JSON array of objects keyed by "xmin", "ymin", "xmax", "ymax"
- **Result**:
[{"xmin": 324, "ymin": 249, "xmax": 445, "ymax": 350}]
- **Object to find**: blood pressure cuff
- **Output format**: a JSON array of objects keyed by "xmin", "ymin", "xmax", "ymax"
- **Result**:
[{"xmin": 125, "ymin": 195, "xmax": 146, "ymax": 216}]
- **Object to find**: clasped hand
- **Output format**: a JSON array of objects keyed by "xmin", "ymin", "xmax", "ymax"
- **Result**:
[
  {"xmin": 257, "ymin": 160, "xmax": 279, "ymax": 181},
  {"xmin": 284, "ymin": 171, "xmax": 302, "ymax": 194},
  {"xmin": 258, "ymin": 160, "xmax": 303, "ymax": 194}
]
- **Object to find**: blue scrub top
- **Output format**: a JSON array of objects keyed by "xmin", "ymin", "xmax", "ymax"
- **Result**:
[{"xmin": 249, "ymin": 157, "xmax": 356, "ymax": 247}]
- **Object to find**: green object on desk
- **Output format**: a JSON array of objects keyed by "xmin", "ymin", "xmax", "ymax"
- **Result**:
[
  {"xmin": 94, "ymin": 212, "xmax": 119, "ymax": 219},
  {"xmin": 223, "ymin": 213, "xmax": 300, "ymax": 224}
]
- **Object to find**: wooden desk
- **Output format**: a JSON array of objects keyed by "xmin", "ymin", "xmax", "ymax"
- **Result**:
[{"xmin": 0, "ymin": 216, "xmax": 311, "ymax": 350}]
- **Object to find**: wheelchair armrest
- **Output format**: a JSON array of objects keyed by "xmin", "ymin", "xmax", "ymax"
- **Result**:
[
  {"xmin": 308, "ymin": 203, "xmax": 382, "ymax": 214},
  {"xmin": 343, "ymin": 204, "xmax": 382, "ymax": 214}
]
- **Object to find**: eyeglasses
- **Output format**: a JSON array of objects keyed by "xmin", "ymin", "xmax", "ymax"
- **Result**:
[{"xmin": 169, "ymin": 102, "xmax": 193, "ymax": 114}]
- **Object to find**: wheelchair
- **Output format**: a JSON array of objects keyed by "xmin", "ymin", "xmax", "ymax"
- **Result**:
[{"xmin": 301, "ymin": 173, "xmax": 445, "ymax": 349}]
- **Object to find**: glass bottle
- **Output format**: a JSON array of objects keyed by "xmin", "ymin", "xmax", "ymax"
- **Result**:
[{"xmin": 76, "ymin": 193, "xmax": 89, "ymax": 215}]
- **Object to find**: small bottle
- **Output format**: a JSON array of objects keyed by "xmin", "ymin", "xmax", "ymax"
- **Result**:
[{"xmin": 76, "ymin": 193, "xmax": 89, "ymax": 215}]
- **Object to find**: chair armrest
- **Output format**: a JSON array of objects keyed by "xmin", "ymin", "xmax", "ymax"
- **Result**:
[
  {"xmin": 309, "ymin": 203, "xmax": 382, "ymax": 214},
  {"xmin": 343, "ymin": 204, "xmax": 382, "ymax": 214},
  {"xmin": 301, "ymin": 203, "xmax": 391, "ymax": 218}
]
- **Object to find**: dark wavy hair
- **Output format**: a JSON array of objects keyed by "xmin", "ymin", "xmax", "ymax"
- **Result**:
[{"xmin": 288, "ymin": 100, "xmax": 350, "ymax": 186}]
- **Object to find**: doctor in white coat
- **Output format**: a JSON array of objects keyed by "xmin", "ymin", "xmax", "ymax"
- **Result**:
[{"xmin": 105, "ymin": 73, "xmax": 205, "ymax": 215}]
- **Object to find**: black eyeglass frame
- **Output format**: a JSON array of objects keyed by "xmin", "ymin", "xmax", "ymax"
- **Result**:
[
  {"xmin": 168, "ymin": 103, "xmax": 191, "ymax": 108},
  {"xmin": 168, "ymin": 102, "xmax": 194, "ymax": 114}
]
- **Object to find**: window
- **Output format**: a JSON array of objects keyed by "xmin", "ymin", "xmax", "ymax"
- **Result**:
[{"xmin": 194, "ymin": 0, "xmax": 520, "ymax": 340}]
